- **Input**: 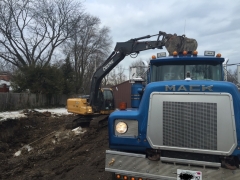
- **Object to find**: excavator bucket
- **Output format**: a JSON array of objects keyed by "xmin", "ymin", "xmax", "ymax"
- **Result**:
[{"xmin": 165, "ymin": 34, "xmax": 198, "ymax": 55}]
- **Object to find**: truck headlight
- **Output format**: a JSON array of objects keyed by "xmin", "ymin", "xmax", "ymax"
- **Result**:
[{"xmin": 115, "ymin": 122, "xmax": 128, "ymax": 134}]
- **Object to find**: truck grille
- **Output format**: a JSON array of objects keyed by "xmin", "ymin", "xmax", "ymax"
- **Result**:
[{"xmin": 162, "ymin": 101, "xmax": 217, "ymax": 150}]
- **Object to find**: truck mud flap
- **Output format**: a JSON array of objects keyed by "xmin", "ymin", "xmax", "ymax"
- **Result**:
[{"xmin": 105, "ymin": 150, "xmax": 240, "ymax": 180}]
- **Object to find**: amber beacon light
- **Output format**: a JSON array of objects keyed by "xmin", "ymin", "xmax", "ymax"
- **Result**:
[
  {"xmin": 192, "ymin": 50, "xmax": 198, "ymax": 55},
  {"xmin": 173, "ymin": 51, "xmax": 178, "ymax": 56},
  {"xmin": 183, "ymin": 50, "xmax": 188, "ymax": 55},
  {"xmin": 152, "ymin": 55, "xmax": 156, "ymax": 59},
  {"xmin": 119, "ymin": 102, "xmax": 127, "ymax": 110}
]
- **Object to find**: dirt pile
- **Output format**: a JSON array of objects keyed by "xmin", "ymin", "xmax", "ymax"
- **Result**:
[{"xmin": 0, "ymin": 112, "xmax": 112, "ymax": 180}]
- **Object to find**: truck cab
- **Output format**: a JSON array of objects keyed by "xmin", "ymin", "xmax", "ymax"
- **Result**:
[
  {"xmin": 150, "ymin": 53, "xmax": 222, "ymax": 82},
  {"xmin": 105, "ymin": 51, "xmax": 240, "ymax": 180}
]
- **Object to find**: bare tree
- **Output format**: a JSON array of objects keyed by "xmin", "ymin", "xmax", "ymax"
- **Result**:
[
  {"xmin": 0, "ymin": 0, "xmax": 84, "ymax": 69},
  {"xmin": 0, "ymin": 58, "xmax": 17, "ymax": 73},
  {"xmin": 63, "ymin": 14, "xmax": 112, "ymax": 94},
  {"xmin": 130, "ymin": 58, "xmax": 149, "ymax": 81},
  {"xmin": 102, "ymin": 59, "xmax": 148, "ymax": 86},
  {"xmin": 227, "ymin": 68, "xmax": 238, "ymax": 84},
  {"xmin": 102, "ymin": 72, "xmax": 111, "ymax": 87},
  {"xmin": 107, "ymin": 65, "xmax": 127, "ymax": 86}
]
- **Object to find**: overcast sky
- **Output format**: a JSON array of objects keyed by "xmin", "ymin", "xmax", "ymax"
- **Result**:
[{"xmin": 84, "ymin": 0, "xmax": 240, "ymax": 75}]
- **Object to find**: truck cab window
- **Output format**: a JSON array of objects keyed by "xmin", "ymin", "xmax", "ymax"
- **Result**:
[
  {"xmin": 151, "ymin": 65, "xmax": 184, "ymax": 81},
  {"xmin": 185, "ymin": 64, "xmax": 221, "ymax": 80},
  {"xmin": 151, "ymin": 63, "xmax": 222, "ymax": 82}
]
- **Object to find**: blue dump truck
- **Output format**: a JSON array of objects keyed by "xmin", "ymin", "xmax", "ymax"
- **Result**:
[{"xmin": 104, "ymin": 36, "xmax": 240, "ymax": 179}]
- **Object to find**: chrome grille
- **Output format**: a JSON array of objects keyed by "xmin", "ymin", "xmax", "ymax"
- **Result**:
[{"xmin": 163, "ymin": 101, "xmax": 217, "ymax": 150}]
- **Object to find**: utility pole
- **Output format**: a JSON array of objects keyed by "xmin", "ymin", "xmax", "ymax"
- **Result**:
[
  {"xmin": 237, "ymin": 65, "xmax": 240, "ymax": 84},
  {"xmin": 224, "ymin": 58, "xmax": 229, "ymax": 81}
]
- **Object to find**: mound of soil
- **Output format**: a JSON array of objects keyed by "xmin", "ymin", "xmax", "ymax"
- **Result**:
[{"xmin": 0, "ymin": 114, "xmax": 112, "ymax": 180}]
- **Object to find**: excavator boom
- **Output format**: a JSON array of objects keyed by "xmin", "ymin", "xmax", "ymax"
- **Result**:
[{"xmin": 89, "ymin": 31, "xmax": 197, "ymax": 111}]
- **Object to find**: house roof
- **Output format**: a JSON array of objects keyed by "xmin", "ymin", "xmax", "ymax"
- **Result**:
[
  {"xmin": 0, "ymin": 80, "xmax": 10, "ymax": 86},
  {"xmin": 0, "ymin": 74, "xmax": 11, "ymax": 81}
]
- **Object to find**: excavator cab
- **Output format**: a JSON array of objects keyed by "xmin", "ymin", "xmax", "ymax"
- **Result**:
[{"xmin": 97, "ymin": 88, "xmax": 115, "ymax": 114}]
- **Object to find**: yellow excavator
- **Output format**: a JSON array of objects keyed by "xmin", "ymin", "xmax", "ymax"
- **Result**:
[
  {"xmin": 67, "ymin": 88, "xmax": 115, "ymax": 128},
  {"xmin": 66, "ymin": 31, "xmax": 197, "ymax": 128},
  {"xmin": 67, "ymin": 89, "xmax": 114, "ymax": 116}
]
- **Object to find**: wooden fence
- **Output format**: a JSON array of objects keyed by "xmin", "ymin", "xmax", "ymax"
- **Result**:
[{"xmin": 0, "ymin": 93, "xmax": 68, "ymax": 111}]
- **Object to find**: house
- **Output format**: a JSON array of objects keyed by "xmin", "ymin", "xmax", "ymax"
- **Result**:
[
  {"xmin": 111, "ymin": 81, "xmax": 131, "ymax": 108},
  {"xmin": 0, "ymin": 73, "xmax": 11, "ymax": 92}
]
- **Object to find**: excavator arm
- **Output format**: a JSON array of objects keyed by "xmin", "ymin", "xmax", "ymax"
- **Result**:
[{"xmin": 89, "ymin": 31, "xmax": 197, "ymax": 111}]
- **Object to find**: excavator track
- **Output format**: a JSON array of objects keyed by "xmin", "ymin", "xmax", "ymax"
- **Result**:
[
  {"xmin": 65, "ymin": 115, "xmax": 92, "ymax": 129},
  {"xmin": 89, "ymin": 115, "xmax": 109, "ymax": 129},
  {"xmin": 65, "ymin": 114, "xmax": 109, "ymax": 129}
]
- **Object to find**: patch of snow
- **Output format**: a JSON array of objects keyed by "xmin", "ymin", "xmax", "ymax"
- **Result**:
[
  {"xmin": 0, "ymin": 80, "xmax": 10, "ymax": 86},
  {"xmin": 0, "ymin": 80, "xmax": 12, "ymax": 90},
  {"xmin": 23, "ymin": 144, "xmax": 33, "ymax": 152},
  {"xmin": 0, "ymin": 108, "xmax": 71, "ymax": 122},
  {"xmin": 72, "ymin": 126, "xmax": 87, "ymax": 135},
  {"xmin": 14, "ymin": 150, "xmax": 21, "ymax": 157},
  {"xmin": 34, "ymin": 108, "xmax": 70, "ymax": 115},
  {"xmin": 0, "ymin": 110, "xmax": 26, "ymax": 121},
  {"xmin": 52, "ymin": 139, "xmax": 56, "ymax": 144},
  {"xmin": 14, "ymin": 144, "xmax": 33, "ymax": 157},
  {"xmin": 54, "ymin": 130, "xmax": 72, "ymax": 142}
]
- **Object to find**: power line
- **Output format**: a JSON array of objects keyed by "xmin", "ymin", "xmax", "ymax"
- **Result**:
[{"xmin": 227, "ymin": 63, "xmax": 240, "ymax": 66}]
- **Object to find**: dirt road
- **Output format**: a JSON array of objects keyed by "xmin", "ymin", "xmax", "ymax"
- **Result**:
[{"xmin": 0, "ymin": 112, "xmax": 112, "ymax": 180}]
